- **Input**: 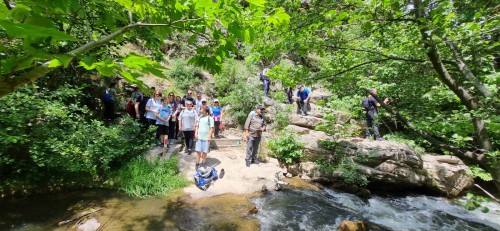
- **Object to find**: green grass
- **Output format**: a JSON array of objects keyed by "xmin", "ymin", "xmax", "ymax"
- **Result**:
[{"xmin": 116, "ymin": 156, "xmax": 189, "ymax": 197}]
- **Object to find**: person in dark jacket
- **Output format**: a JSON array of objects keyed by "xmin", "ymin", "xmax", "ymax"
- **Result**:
[{"xmin": 362, "ymin": 88, "xmax": 388, "ymax": 141}]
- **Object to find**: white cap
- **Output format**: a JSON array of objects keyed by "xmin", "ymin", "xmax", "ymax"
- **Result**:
[
  {"xmin": 214, "ymin": 98, "xmax": 219, "ymax": 102},
  {"xmin": 201, "ymin": 98, "xmax": 207, "ymax": 102}
]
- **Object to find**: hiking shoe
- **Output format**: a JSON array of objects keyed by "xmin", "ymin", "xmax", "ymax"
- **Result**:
[
  {"xmin": 195, "ymin": 163, "xmax": 200, "ymax": 169},
  {"xmin": 245, "ymin": 160, "xmax": 251, "ymax": 167},
  {"xmin": 188, "ymin": 149, "xmax": 192, "ymax": 155},
  {"xmin": 251, "ymin": 159, "xmax": 260, "ymax": 164},
  {"xmin": 219, "ymin": 169, "xmax": 225, "ymax": 179},
  {"xmin": 376, "ymin": 137, "xmax": 385, "ymax": 141}
]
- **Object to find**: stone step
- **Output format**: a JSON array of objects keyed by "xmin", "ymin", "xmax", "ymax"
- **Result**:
[{"xmin": 210, "ymin": 138, "xmax": 242, "ymax": 149}]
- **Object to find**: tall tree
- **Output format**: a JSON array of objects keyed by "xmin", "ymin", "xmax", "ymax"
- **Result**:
[{"xmin": 255, "ymin": 0, "xmax": 499, "ymax": 190}]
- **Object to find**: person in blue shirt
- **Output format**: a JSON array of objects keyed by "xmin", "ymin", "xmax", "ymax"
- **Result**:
[
  {"xmin": 211, "ymin": 99, "xmax": 223, "ymax": 138},
  {"xmin": 155, "ymin": 97, "xmax": 172, "ymax": 148},
  {"xmin": 296, "ymin": 85, "xmax": 312, "ymax": 116}
]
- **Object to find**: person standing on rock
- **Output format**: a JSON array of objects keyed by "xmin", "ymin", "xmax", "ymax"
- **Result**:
[
  {"xmin": 260, "ymin": 64, "xmax": 273, "ymax": 97},
  {"xmin": 244, "ymin": 105, "xmax": 266, "ymax": 167},
  {"xmin": 194, "ymin": 105, "xmax": 215, "ymax": 169},
  {"xmin": 296, "ymin": 84, "xmax": 312, "ymax": 116},
  {"xmin": 179, "ymin": 101, "xmax": 197, "ymax": 154},
  {"xmin": 362, "ymin": 88, "xmax": 388, "ymax": 141}
]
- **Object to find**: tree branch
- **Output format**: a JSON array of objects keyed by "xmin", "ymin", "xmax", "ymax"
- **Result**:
[
  {"xmin": 445, "ymin": 39, "xmax": 494, "ymax": 98},
  {"xmin": 0, "ymin": 18, "xmax": 205, "ymax": 97},
  {"xmin": 306, "ymin": 59, "xmax": 390, "ymax": 81},
  {"xmin": 368, "ymin": 90, "xmax": 486, "ymax": 163}
]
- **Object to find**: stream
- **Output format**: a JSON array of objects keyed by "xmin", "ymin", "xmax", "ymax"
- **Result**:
[{"xmin": 1, "ymin": 188, "xmax": 499, "ymax": 230}]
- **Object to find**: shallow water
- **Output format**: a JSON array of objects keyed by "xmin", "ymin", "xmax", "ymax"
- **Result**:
[{"xmin": 1, "ymin": 188, "xmax": 499, "ymax": 231}]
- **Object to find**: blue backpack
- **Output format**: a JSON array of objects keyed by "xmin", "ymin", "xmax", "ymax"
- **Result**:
[
  {"xmin": 102, "ymin": 89, "xmax": 113, "ymax": 103},
  {"xmin": 193, "ymin": 167, "xmax": 219, "ymax": 191}
]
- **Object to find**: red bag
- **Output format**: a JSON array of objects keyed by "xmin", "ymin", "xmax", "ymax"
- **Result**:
[{"xmin": 126, "ymin": 100, "xmax": 135, "ymax": 117}]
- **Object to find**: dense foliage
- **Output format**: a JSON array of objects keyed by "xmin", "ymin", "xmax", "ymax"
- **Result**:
[
  {"xmin": 268, "ymin": 131, "xmax": 304, "ymax": 165},
  {"xmin": 0, "ymin": 85, "xmax": 152, "ymax": 193},
  {"xmin": 253, "ymin": 0, "xmax": 500, "ymax": 190}
]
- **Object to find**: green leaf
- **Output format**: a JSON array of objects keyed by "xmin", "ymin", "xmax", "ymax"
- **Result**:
[
  {"xmin": 0, "ymin": 20, "xmax": 78, "ymax": 41},
  {"xmin": 48, "ymin": 59, "xmax": 63, "ymax": 67},
  {"xmin": 246, "ymin": 0, "xmax": 266, "ymax": 7}
]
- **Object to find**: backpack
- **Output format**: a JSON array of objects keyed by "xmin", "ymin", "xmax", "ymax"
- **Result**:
[
  {"xmin": 126, "ymin": 100, "xmax": 135, "ymax": 117},
  {"xmin": 361, "ymin": 98, "xmax": 372, "ymax": 111},
  {"xmin": 193, "ymin": 166, "xmax": 219, "ymax": 191},
  {"xmin": 102, "ymin": 89, "xmax": 113, "ymax": 103}
]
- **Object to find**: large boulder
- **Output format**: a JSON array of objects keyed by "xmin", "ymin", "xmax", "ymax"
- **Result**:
[
  {"xmin": 336, "ymin": 139, "xmax": 427, "ymax": 187},
  {"xmin": 297, "ymin": 130, "xmax": 332, "ymax": 162},
  {"xmin": 309, "ymin": 87, "xmax": 333, "ymax": 104},
  {"xmin": 289, "ymin": 114, "xmax": 325, "ymax": 129},
  {"xmin": 422, "ymin": 154, "xmax": 474, "ymax": 197},
  {"xmin": 295, "ymin": 138, "xmax": 473, "ymax": 196}
]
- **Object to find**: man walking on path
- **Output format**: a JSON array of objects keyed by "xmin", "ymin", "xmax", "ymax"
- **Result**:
[
  {"xmin": 296, "ymin": 85, "xmax": 312, "ymax": 116},
  {"xmin": 194, "ymin": 105, "xmax": 214, "ymax": 169},
  {"xmin": 362, "ymin": 88, "xmax": 389, "ymax": 141},
  {"xmin": 244, "ymin": 105, "xmax": 266, "ymax": 167}
]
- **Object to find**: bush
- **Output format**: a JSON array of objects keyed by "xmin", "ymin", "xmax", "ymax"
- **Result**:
[
  {"xmin": 274, "ymin": 104, "xmax": 293, "ymax": 131},
  {"xmin": 267, "ymin": 131, "xmax": 304, "ymax": 165},
  {"xmin": 167, "ymin": 59, "xmax": 203, "ymax": 92},
  {"xmin": 317, "ymin": 141, "xmax": 368, "ymax": 187},
  {"xmin": 213, "ymin": 60, "xmax": 262, "ymax": 125},
  {"xmin": 0, "ymin": 85, "xmax": 152, "ymax": 192},
  {"xmin": 116, "ymin": 156, "xmax": 189, "ymax": 197}
]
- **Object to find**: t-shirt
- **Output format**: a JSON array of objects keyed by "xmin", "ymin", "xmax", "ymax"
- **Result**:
[
  {"xmin": 131, "ymin": 91, "xmax": 143, "ymax": 103},
  {"xmin": 211, "ymin": 106, "xmax": 222, "ymax": 121},
  {"xmin": 296, "ymin": 88, "xmax": 311, "ymax": 101},
  {"xmin": 197, "ymin": 116, "xmax": 214, "ymax": 140},
  {"xmin": 156, "ymin": 105, "xmax": 172, "ymax": 125},
  {"xmin": 181, "ymin": 96, "xmax": 196, "ymax": 107},
  {"xmin": 145, "ymin": 98, "xmax": 162, "ymax": 120},
  {"xmin": 179, "ymin": 109, "xmax": 198, "ymax": 131},
  {"xmin": 195, "ymin": 98, "xmax": 203, "ymax": 114}
]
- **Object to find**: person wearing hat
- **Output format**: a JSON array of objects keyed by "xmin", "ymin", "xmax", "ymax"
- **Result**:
[
  {"xmin": 198, "ymin": 98, "xmax": 212, "ymax": 116},
  {"xmin": 211, "ymin": 99, "xmax": 223, "ymax": 138},
  {"xmin": 243, "ymin": 105, "xmax": 266, "ymax": 167},
  {"xmin": 296, "ymin": 84, "xmax": 312, "ymax": 116}
]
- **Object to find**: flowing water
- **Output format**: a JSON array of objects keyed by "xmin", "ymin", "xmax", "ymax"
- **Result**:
[{"xmin": 1, "ymin": 188, "xmax": 499, "ymax": 230}]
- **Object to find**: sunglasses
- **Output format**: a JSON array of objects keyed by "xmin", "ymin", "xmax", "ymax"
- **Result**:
[{"xmin": 169, "ymin": 95, "xmax": 174, "ymax": 97}]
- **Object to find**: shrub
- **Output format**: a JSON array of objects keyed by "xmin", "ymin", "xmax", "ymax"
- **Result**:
[
  {"xmin": 267, "ymin": 131, "xmax": 304, "ymax": 165},
  {"xmin": 167, "ymin": 59, "xmax": 203, "ymax": 92},
  {"xmin": 116, "ymin": 156, "xmax": 189, "ymax": 197},
  {"xmin": 317, "ymin": 141, "xmax": 368, "ymax": 187},
  {"xmin": 274, "ymin": 104, "xmax": 293, "ymax": 131},
  {"xmin": 0, "ymin": 85, "xmax": 152, "ymax": 192}
]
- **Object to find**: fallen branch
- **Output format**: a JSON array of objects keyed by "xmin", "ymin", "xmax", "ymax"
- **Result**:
[{"xmin": 474, "ymin": 184, "xmax": 500, "ymax": 203}]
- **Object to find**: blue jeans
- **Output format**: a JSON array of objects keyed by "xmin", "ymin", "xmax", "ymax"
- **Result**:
[{"xmin": 263, "ymin": 80, "xmax": 270, "ymax": 96}]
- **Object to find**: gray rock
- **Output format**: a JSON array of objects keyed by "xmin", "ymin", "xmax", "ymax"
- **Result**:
[
  {"xmin": 289, "ymin": 114, "xmax": 325, "ymax": 129},
  {"xmin": 422, "ymin": 154, "xmax": 474, "ymax": 196}
]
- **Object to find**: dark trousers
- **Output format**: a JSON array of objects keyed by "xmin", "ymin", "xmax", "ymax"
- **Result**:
[
  {"xmin": 263, "ymin": 80, "xmax": 270, "ymax": 96},
  {"xmin": 296, "ymin": 99, "xmax": 309, "ymax": 114},
  {"xmin": 365, "ymin": 112, "xmax": 381, "ymax": 139},
  {"xmin": 183, "ymin": 130, "xmax": 195, "ymax": 150},
  {"xmin": 168, "ymin": 120, "xmax": 177, "ymax": 144},
  {"xmin": 214, "ymin": 121, "xmax": 221, "ymax": 137},
  {"xmin": 103, "ymin": 101, "xmax": 115, "ymax": 119},
  {"xmin": 285, "ymin": 89, "xmax": 293, "ymax": 103},
  {"xmin": 246, "ymin": 136, "xmax": 261, "ymax": 161}
]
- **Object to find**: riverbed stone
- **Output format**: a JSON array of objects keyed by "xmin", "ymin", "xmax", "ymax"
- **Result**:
[{"xmin": 289, "ymin": 114, "xmax": 325, "ymax": 129}]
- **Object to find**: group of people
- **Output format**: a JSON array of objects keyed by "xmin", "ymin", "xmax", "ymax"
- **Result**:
[
  {"xmin": 102, "ymin": 65, "xmax": 387, "ymax": 170},
  {"xmin": 125, "ymin": 87, "xmax": 224, "ymax": 169}
]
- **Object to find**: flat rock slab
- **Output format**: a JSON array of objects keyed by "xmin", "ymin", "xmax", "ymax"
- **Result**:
[{"xmin": 178, "ymin": 148, "xmax": 283, "ymax": 199}]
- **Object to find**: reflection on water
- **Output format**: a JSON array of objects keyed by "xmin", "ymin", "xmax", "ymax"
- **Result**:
[
  {"xmin": 252, "ymin": 188, "xmax": 500, "ymax": 231},
  {"xmin": 1, "ymin": 188, "xmax": 499, "ymax": 231}
]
